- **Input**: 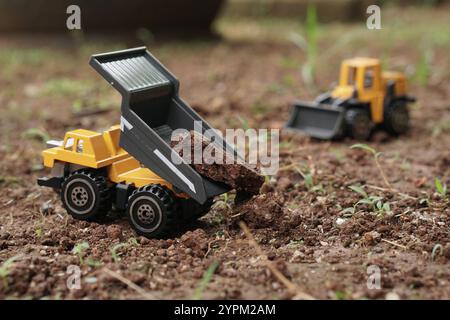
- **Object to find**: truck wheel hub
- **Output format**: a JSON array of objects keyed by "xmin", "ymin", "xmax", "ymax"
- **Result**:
[
  {"xmin": 71, "ymin": 187, "xmax": 89, "ymax": 206},
  {"xmin": 137, "ymin": 204, "xmax": 155, "ymax": 224}
]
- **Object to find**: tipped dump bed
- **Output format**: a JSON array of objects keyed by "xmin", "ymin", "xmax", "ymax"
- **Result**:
[{"xmin": 90, "ymin": 47, "xmax": 232, "ymax": 204}]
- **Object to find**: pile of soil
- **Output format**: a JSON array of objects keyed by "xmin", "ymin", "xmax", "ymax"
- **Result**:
[
  {"xmin": 231, "ymin": 192, "xmax": 288, "ymax": 228},
  {"xmin": 171, "ymin": 130, "xmax": 264, "ymax": 201}
]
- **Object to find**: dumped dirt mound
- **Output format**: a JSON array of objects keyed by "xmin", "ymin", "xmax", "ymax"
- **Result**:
[
  {"xmin": 180, "ymin": 229, "xmax": 209, "ymax": 256},
  {"xmin": 232, "ymin": 192, "xmax": 284, "ymax": 228},
  {"xmin": 171, "ymin": 130, "xmax": 264, "ymax": 199}
]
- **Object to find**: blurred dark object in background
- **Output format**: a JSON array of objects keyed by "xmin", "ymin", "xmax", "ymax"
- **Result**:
[
  {"xmin": 0, "ymin": 0, "xmax": 224, "ymax": 34},
  {"xmin": 224, "ymin": 0, "xmax": 371, "ymax": 22},
  {"xmin": 223, "ymin": 0, "xmax": 449, "ymax": 22},
  {"xmin": 0, "ymin": 0, "xmax": 447, "ymax": 34}
]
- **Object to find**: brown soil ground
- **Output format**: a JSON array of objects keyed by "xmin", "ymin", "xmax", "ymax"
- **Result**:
[{"xmin": 0, "ymin": 6, "xmax": 449, "ymax": 300}]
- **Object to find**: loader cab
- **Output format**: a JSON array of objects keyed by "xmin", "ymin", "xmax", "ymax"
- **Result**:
[
  {"xmin": 339, "ymin": 58, "xmax": 382, "ymax": 92},
  {"xmin": 336, "ymin": 58, "xmax": 384, "ymax": 123}
]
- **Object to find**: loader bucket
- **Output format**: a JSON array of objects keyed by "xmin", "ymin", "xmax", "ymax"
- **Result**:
[{"xmin": 285, "ymin": 101, "xmax": 345, "ymax": 140}]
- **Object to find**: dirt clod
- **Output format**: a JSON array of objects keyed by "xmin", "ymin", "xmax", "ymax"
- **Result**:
[
  {"xmin": 233, "ymin": 192, "xmax": 284, "ymax": 228},
  {"xmin": 106, "ymin": 225, "xmax": 122, "ymax": 240},
  {"xmin": 277, "ymin": 177, "xmax": 292, "ymax": 190},
  {"xmin": 180, "ymin": 229, "xmax": 208, "ymax": 256},
  {"xmin": 171, "ymin": 131, "xmax": 264, "ymax": 198},
  {"xmin": 362, "ymin": 231, "xmax": 381, "ymax": 246}
]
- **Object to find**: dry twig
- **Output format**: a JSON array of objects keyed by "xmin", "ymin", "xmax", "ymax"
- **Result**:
[
  {"xmin": 366, "ymin": 184, "xmax": 418, "ymax": 200},
  {"xmin": 103, "ymin": 268, "xmax": 157, "ymax": 300},
  {"xmin": 239, "ymin": 221, "xmax": 315, "ymax": 300},
  {"xmin": 381, "ymin": 238, "xmax": 407, "ymax": 250}
]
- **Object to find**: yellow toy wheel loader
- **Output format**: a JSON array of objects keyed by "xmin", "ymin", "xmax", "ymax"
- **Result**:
[
  {"xmin": 37, "ymin": 47, "xmax": 232, "ymax": 238},
  {"xmin": 286, "ymin": 58, "xmax": 416, "ymax": 140}
]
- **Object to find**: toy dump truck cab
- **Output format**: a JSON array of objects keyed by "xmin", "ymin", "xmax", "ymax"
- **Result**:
[
  {"xmin": 40, "ymin": 127, "xmax": 128, "ymax": 170},
  {"xmin": 38, "ymin": 126, "xmax": 196, "ymax": 229},
  {"xmin": 38, "ymin": 47, "xmax": 233, "ymax": 238},
  {"xmin": 286, "ymin": 57, "xmax": 415, "ymax": 140}
]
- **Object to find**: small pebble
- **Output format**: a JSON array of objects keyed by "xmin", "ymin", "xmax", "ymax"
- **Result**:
[
  {"xmin": 85, "ymin": 277, "xmax": 98, "ymax": 284},
  {"xmin": 40, "ymin": 200, "xmax": 54, "ymax": 215},
  {"xmin": 156, "ymin": 249, "xmax": 166, "ymax": 256},
  {"xmin": 386, "ymin": 292, "xmax": 400, "ymax": 300}
]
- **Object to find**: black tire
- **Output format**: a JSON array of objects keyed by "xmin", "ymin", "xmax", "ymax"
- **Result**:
[
  {"xmin": 126, "ymin": 184, "xmax": 176, "ymax": 238},
  {"xmin": 61, "ymin": 170, "xmax": 112, "ymax": 221},
  {"xmin": 345, "ymin": 108, "xmax": 372, "ymax": 140},
  {"xmin": 179, "ymin": 198, "xmax": 214, "ymax": 222},
  {"xmin": 384, "ymin": 100, "xmax": 409, "ymax": 135}
]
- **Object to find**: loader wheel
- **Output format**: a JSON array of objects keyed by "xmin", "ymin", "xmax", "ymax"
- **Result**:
[
  {"xmin": 384, "ymin": 101, "xmax": 409, "ymax": 135},
  {"xmin": 345, "ymin": 109, "xmax": 372, "ymax": 140},
  {"xmin": 126, "ymin": 184, "xmax": 176, "ymax": 238},
  {"xmin": 61, "ymin": 170, "xmax": 112, "ymax": 221}
]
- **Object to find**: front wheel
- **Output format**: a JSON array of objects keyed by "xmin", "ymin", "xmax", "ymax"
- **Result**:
[
  {"xmin": 126, "ymin": 184, "xmax": 176, "ymax": 238},
  {"xmin": 61, "ymin": 170, "xmax": 112, "ymax": 221}
]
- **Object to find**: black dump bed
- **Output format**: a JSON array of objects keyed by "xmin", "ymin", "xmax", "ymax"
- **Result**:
[{"xmin": 90, "ymin": 47, "xmax": 232, "ymax": 204}]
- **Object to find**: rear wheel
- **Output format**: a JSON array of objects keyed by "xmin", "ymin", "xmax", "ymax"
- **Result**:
[
  {"xmin": 126, "ymin": 184, "xmax": 176, "ymax": 238},
  {"xmin": 345, "ymin": 108, "xmax": 372, "ymax": 140},
  {"xmin": 61, "ymin": 170, "xmax": 112, "ymax": 221},
  {"xmin": 384, "ymin": 101, "xmax": 409, "ymax": 135}
]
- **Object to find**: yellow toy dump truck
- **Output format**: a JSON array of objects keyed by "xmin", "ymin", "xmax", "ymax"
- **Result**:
[
  {"xmin": 286, "ymin": 57, "xmax": 416, "ymax": 140},
  {"xmin": 37, "ymin": 47, "xmax": 235, "ymax": 238}
]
